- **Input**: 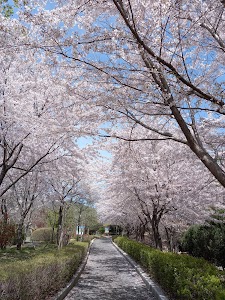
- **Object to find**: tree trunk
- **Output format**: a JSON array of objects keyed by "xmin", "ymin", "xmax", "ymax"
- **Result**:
[
  {"xmin": 58, "ymin": 203, "xmax": 68, "ymax": 249},
  {"xmin": 57, "ymin": 205, "xmax": 63, "ymax": 245},
  {"xmin": 136, "ymin": 224, "xmax": 145, "ymax": 242},
  {"xmin": 16, "ymin": 219, "xmax": 25, "ymax": 250},
  {"xmin": 1, "ymin": 199, "xmax": 8, "ymax": 224},
  {"xmin": 51, "ymin": 226, "xmax": 55, "ymax": 243},
  {"xmin": 76, "ymin": 210, "xmax": 82, "ymax": 241},
  {"xmin": 151, "ymin": 218, "xmax": 162, "ymax": 250},
  {"xmin": 169, "ymin": 105, "xmax": 225, "ymax": 188},
  {"xmin": 140, "ymin": 224, "xmax": 146, "ymax": 241},
  {"xmin": 125, "ymin": 225, "xmax": 131, "ymax": 238},
  {"xmin": 58, "ymin": 228, "xmax": 64, "ymax": 249},
  {"xmin": 135, "ymin": 227, "xmax": 139, "ymax": 241},
  {"xmin": 165, "ymin": 226, "xmax": 173, "ymax": 252}
]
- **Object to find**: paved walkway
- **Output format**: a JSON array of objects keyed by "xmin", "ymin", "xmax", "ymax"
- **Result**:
[{"xmin": 64, "ymin": 238, "xmax": 156, "ymax": 300}]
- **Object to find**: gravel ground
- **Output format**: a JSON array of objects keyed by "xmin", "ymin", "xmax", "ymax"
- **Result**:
[{"xmin": 64, "ymin": 238, "xmax": 156, "ymax": 300}]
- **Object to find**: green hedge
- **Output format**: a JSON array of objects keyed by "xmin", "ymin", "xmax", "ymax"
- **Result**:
[
  {"xmin": 0, "ymin": 241, "xmax": 88, "ymax": 300},
  {"xmin": 115, "ymin": 237, "xmax": 225, "ymax": 300}
]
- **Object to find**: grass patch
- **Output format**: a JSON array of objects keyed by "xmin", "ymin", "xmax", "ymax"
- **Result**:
[
  {"xmin": 0, "ymin": 244, "xmax": 54, "ymax": 263},
  {"xmin": 115, "ymin": 237, "xmax": 225, "ymax": 300},
  {"xmin": 0, "ymin": 241, "xmax": 89, "ymax": 300}
]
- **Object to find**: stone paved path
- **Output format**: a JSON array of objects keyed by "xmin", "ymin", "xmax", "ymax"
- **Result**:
[{"xmin": 64, "ymin": 238, "xmax": 156, "ymax": 300}]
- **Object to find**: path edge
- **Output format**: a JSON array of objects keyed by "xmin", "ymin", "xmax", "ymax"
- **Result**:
[
  {"xmin": 112, "ymin": 240, "xmax": 169, "ymax": 300},
  {"xmin": 54, "ymin": 238, "xmax": 95, "ymax": 300}
]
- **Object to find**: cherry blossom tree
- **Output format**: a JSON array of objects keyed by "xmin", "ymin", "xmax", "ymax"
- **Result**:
[
  {"xmin": 20, "ymin": 0, "xmax": 225, "ymax": 187},
  {"xmin": 0, "ymin": 12, "xmax": 100, "ymax": 251},
  {"xmin": 1, "ymin": 0, "xmax": 225, "ymax": 251},
  {"xmin": 92, "ymin": 0, "xmax": 225, "ymax": 187},
  {"xmin": 44, "ymin": 152, "xmax": 94, "ymax": 248},
  {"xmin": 95, "ymin": 131, "xmax": 224, "ymax": 248},
  {"xmin": 0, "ymin": 12, "xmax": 93, "ymax": 199},
  {"xmin": 8, "ymin": 171, "xmax": 45, "ymax": 250}
]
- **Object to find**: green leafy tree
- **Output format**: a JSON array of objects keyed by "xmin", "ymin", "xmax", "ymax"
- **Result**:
[{"xmin": 46, "ymin": 209, "xmax": 59, "ymax": 243}]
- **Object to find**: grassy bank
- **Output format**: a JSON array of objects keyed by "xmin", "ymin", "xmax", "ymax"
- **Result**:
[
  {"xmin": 115, "ymin": 237, "xmax": 225, "ymax": 300},
  {"xmin": 0, "ymin": 241, "xmax": 88, "ymax": 300}
]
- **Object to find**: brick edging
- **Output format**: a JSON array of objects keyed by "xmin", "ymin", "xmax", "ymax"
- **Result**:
[
  {"xmin": 112, "ymin": 241, "xmax": 169, "ymax": 300},
  {"xmin": 54, "ymin": 239, "xmax": 95, "ymax": 300}
]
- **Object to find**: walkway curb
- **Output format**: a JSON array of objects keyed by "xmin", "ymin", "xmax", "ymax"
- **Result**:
[
  {"xmin": 112, "ymin": 241, "xmax": 169, "ymax": 300},
  {"xmin": 54, "ymin": 239, "xmax": 95, "ymax": 300}
]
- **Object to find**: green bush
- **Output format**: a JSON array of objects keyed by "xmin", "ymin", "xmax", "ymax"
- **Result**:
[
  {"xmin": 31, "ymin": 228, "xmax": 55, "ymax": 242},
  {"xmin": 98, "ymin": 226, "xmax": 105, "ymax": 234},
  {"xmin": 0, "ymin": 242, "xmax": 88, "ymax": 300},
  {"xmin": 181, "ymin": 223, "xmax": 225, "ymax": 268},
  {"xmin": 115, "ymin": 237, "xmax": 225, "ymax": 300}
]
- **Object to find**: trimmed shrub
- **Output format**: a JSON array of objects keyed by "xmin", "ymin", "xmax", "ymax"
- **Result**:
[
  {"xmin": 0, "ymin": 241, "xmax": 88, "ymax": 300},
  {"xmin": 31, "ymin": 228, "xmax": 55, "ymax": 242},
  {"xmin": 115, "ymin": 237, "xmax": 225, "ymax": 300}
]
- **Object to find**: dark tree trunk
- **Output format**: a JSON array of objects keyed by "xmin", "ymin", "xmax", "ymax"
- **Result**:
[
  {"xmin": 57, "ymin": 205, "xmax": 63, "ymax": 245},
  {"xmin": 76, "ymin": 209, "xmax": 82, "ymax": 241},
  {"xmin": 151, "ymin": 216, "xmax": 162, "ymax": 250},
  {"xmin": 51, "ymin": 226, "xmax": 55, "ymax": 243},
  {"xmin": 16, "ymin": 221, "xmax": 24, "ymax": 250},
  {"xmin": 165, "ymin": 226, "xmax": 177, "ymax": 252},
  {"xmin": 136, "ymin": 224, "xmax": 145, "ymax": 242},
  {"xmin": 165, "ymin": 226, "xmax": 173, "ymax": 252},
  {"xmin": 140, "ymin": 225, "xmax": 145, "ymax": 241},
  {"xmin": 1, "ymin": 199, "xmax": 8, "ymax": 224}
]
